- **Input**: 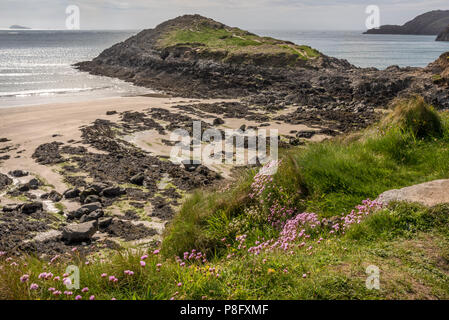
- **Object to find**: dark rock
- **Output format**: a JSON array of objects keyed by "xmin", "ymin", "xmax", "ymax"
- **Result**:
[
  {"xmin": 17, "ymin": 184, "xmax": 30, "ymax": 192},
  {"xmin": 62, "ymin": 220, "xmax": 98, "ymax": 243},
  {"xmin": 48, "ymin": 190, "xmax": 62, "ymax": 202},
  {"xmin": 296, "ymin": 130, "xmax": 317, "ymax": 139},
  {"xmin": 106, "ymin": 110, "xmax": 117, "ymax": 115},
  {"xmin": 80, "ymin": 209, "xmax": 104, "ymax": 223},
  {"xmin": 27, "ymin": 178, "xmax": 39, "ymax": 190},
  {"xmin": 2, "ymin": 203, "xmax": 21, "ymax": 212},
  {"xmin": 9, "ymin": 170, "xmax": 28, "ymax": 177},
  {"xmin": 21, "ymin": 202, "xmax": 43, "ymax": 214},
  {"xmin": 130, "ymin": 173, "xmax": 145, "ymax": 186},
  {"xmin": 63, "ymin": 188, "xmax": 80, "ymax": 199},
  {"xmin": 101, "ymin": 186, "xmax": 124, "ymax": 198},
  {"xmin": 98, "ymin": 217, "xmax": 113, "ymax": 228},
  {"xmin": 79, "ymin": 188, "xmax": 99, "ymax": 202},
  {"xmin": 0, "ymin": 173, "xmax": 12, "ymax": 190},
  {"xmin": 213, "ymin": 118, "xmax": 225, "ymax": 125},
  {"xmin": 83, "ymin": 195, "xmax": 101, "ymax": 204}
]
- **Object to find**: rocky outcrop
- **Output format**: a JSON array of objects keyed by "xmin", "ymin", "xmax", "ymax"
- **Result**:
[
  {"xmin": 378, "ymin": 179, "xmax": 449, "ymax": 207},
  {"xmin": 436, "ymin": 25, "xmax": 449, "ymax": 41},
  {"xmin": 365, "ymin": 10, "xmax": 449, "ymax": 35},
  {"xmin": 76, "ymin": 15, "xmax": 449, "ymax": 111}
]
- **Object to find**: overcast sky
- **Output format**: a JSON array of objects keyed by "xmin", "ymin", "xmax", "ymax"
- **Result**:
[{"xmin": 1, "ymin": 0, "xmax": 449, "ymax": 30}]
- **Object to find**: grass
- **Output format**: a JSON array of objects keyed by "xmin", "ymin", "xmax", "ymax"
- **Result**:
[
  {"xmin": 158, "ymin": 25, "xmax": 320, "ymax": 63},
  {"xmin": 1, "ymin": 97, "xmax": 449, "ymax": 300}
]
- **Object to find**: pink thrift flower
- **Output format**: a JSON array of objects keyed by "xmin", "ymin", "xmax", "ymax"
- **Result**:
[
  {"xmin": 140, "ymin": 261, "xmax": 146, "ymax": 267},
  {"xmin": 20, "ymin": 274, "xmax": 29, "ymax": 283},
  {"xmin": 75, "ymin": 295, "xmax": 82, "ymax": 300},
  {"xmin": 177, "ymin": 282, "xmax": 182, "ymax": 287},
  {"xmin": 153, "ymin": 249, "xmax": 160, "ymax": 255},
  {"xmin": 140, "ymin": 254, "xmax": 148, "ymax": 260},
  {"xmin": 81, "ymin": 287, "xmax": 89, "ymax": 293},
  {"xmin": 48, "ymin": 287, "xmax": 55, "ymax": 292},
  {"xmin": 30, "ymin": 283, "xmax": 39, "ymax": 290},
  {"xmin": 302, "ymin": 274, "xmax": 307, "ymax": 278},
  {"xmin": 89, "ymin": 295, "xmax": 95, "ymax": 300},
  {"xmin": 101, "ymin": 273, "xmax": 107, "ymax": 278}
]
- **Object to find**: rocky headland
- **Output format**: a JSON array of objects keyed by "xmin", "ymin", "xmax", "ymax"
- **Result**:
[{"xmin": 364, "ymin": 10, "xmax": 449, "ymax": 36}]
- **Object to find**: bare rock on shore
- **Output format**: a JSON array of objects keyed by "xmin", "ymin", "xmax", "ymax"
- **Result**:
[{"xmin": 378, "ymin": 179, "xmax": 449, "ymax": 207}]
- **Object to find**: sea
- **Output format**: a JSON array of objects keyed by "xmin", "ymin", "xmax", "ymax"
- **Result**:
[{"xmin": 1, "ymin": 29, "xmax": 449, "ymax": 108}]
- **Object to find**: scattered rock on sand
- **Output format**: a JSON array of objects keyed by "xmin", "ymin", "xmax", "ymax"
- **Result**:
[
  {"xmin": 8, "ymin": 170, "xmax": 28, "ymax": 177},
  {"xmin": 378, "ymin": 179, "xmax": 449, "ymax": 207}
]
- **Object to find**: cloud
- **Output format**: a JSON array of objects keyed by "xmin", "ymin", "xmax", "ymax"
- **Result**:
[{"xmin": 1, "ymin": 0, "xmax": 449, "ymax": 30}]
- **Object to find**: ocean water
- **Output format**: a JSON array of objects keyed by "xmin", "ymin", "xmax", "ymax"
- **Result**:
[
  {"xmin": 0, "ymin": 30, "xmax": 152, "ymax": 108},
  {"xmin": 1, "ymin": 30, "xmax": 449, "ymax": 108},
  {"xmin": 255, "ymin": 30, "xmax": 449, "ymax": 69}
]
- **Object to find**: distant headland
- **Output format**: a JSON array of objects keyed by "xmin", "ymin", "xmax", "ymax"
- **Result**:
[
  {"xmin": 9, "ymin": 25, "xmax": 31, "ymax": 30},
  {"xmin": 364, "ymin": 10, "xmax": 449, "ymax": 36}
]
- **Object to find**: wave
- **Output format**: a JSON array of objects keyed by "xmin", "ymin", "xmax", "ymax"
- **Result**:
[{"xmin": 0, "ymin": 87, "xmax": 110, "ymax": 98}]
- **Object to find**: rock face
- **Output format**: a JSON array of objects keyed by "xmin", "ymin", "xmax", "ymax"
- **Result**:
[
  {"xmin": 365, "ymin": 10, "xmax": 449, "ymax": 35},
  {"xmin": 76, "ymin": 14, "xmax": 449, "ymax": 111},
  {"xmin": 436, "ymin": 25, "xmax": 449, "ymax": 41},
  {"xmin": 378, "ymin": 179, "xmax": 449, "ymax": 207},
  {"xmin": 62, "ymin": 221, "xmax": 98, "ymax": 243}
]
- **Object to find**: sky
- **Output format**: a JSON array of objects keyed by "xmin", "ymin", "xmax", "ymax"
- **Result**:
[{"xmin": 1, "ymin": 0, "xmax": 449, "ymax": 31}]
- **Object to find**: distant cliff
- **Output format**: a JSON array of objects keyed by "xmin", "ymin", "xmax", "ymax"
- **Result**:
[
  {"xmin": 436, "ymin": 25, "xmax": 449, "ymax": 41},
  {"xmin": 364, "ymin": 10, "xmax": 449, "ymax": 35}
]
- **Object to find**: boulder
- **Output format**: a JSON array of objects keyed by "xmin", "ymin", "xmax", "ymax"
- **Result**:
[
  {"xmin": 21, "ymin": 202, "xmax": 43, "ymax": 214},
  {"xmin": 62, "ymin": 221, "xmax": 98, "ymax": 243},
  {"xmin": 63, "ymin": 188, "xmax": 80, "ymax": 199},
  {"xmin": 378, "ymin": 179, "xmax": 449, "ymax": 207}
]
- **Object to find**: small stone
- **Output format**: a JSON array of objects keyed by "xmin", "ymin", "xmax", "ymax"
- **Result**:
[{"xmin": 130, "ymin": 173, "xmax": 145, "ymax": 186}]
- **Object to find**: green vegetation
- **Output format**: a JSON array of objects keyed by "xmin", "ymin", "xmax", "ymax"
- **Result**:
[
  {"xmin": 1, "ymin": 97, "xmax": 449, "ymax": 300},
  {"xmin": 158, "ymin": 25, "xmax": 320, "ymax": 63}
]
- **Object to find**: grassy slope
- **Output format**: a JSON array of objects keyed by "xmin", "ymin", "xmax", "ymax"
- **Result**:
[
  {"xmin": 1, "ymin": 97, "xmax": 449, "ymax": 300},
  {"xmin": 157, "ymin": 25, "xmax": 320, "ymax": 62}
]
